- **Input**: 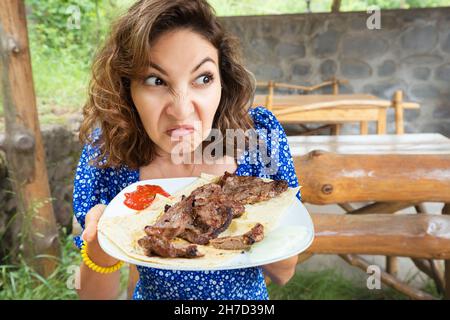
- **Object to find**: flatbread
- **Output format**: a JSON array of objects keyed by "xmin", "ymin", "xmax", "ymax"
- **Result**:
[{"xmin": 98, "ymin": 174, "xmax": 300, "ymax": 268}]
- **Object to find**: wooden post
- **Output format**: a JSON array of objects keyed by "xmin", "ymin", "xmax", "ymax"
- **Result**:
[
  {"xmin": 360, "ymin": 121, "xmax": 368, "ymax": 135},
  {"xmin": 393, "ymin": 90, "xmax": 404, "ymax": 135},
  {"xmin": 331, "ymin": 0, "xmax": 342, "ymax": 13},
  {"xmin": 331, "ymin": 77, "xmax": 339, "ymax": 95},
  {"xmin": 377, "ymin": 109, "xmax": 387, "ymax": 134},
  {"xmin": 265, "ymin": 80, "xmax": 274, "ymax": 111},
  {"xmin": 444, "ymin": 203, "xmax": 450, "ymax": 300},
  {"xmin": 330, "ymin": 124, "xmax": 341, "ymax": 135},
  {"xmin": 386, "ymin": 257, "xmax": 398, "ymax": 277},
  {"xmin": 0, "ymin": 0, "xmax": 59, "ymax": 275}
]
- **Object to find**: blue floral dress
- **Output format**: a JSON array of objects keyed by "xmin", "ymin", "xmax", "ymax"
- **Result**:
[{"xmin": 72, "ymin": 106, "xmax": 301, "ymax": 300}]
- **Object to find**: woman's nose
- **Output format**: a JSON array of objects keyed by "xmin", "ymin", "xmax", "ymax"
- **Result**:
[{"xmin": 165, "ymin": 88, "xmax": 194, "ymax": 120}]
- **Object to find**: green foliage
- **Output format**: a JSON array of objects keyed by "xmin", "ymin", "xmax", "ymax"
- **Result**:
[
  {"xmin": 26, "ymin": 0, "xmax": 99, "ymax": 55},
  {"xmin": 0, "ymin": 230, "xmax": 130, "ymax": 300},
  {"xmin": 208, "ymin": 0, "xmax": 450, "ymax": 16},
  {"xmin": 341, "ymin": 0, "xmax": 450, "ymax": 11},
  {"xmin": 0, "ymin": 231, "xmax": 80, "ymax": 299},
  {"xmin": 20, "ymin": 0, "xmax": 112, "ymax": 121}
]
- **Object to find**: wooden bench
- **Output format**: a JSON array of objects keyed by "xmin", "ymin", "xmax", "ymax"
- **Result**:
[{"xmin": 295, "ymin": 150, "xmax": 450, "ymax": 300}]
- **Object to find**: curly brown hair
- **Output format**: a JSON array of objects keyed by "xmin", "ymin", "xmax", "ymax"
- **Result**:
[{"xmin": 79, "ymin": 0, "xmax": 255, "ymax": 169}]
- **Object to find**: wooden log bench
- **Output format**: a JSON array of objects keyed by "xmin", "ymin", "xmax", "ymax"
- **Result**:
[{"xmin": 294, "ymin": 150, "xmax": 450, "ymax": 300}]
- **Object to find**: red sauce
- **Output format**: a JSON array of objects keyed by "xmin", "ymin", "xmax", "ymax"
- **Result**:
[{"xmin": 124, "ymin": 185, "xmax": 170, "ymax": 210}]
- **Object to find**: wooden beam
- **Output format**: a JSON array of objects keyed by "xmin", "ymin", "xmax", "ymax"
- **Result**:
[
  {"xmin": 347, "ymin": 202, "xmax": 413, "ymax": 215},
  {"xmin": 0, "ymin": 0, "xmax": 59, "ymax": 275},
  {"xmin": 413, "ymin": 203, "xmax": 445, "ymax": 295},
  {"xmin": 295, "ymin": 151, "xmax": 450, "ymax": 204},
  {"xmin": 305, "ymin": 213, "xmax": 450, "ymax": 259},
  {"xmin": 411, "ymin": 258, "xmax": 445, "ymax": 295},
  {"xmin": 339, "ymin": 200, "xmax": 403, "ymax": 278},
  {"xmin": 340, "ymin": 254, "xmax": 436, "ymax": 300},
  {"xmin": 393, "ymin": 90, "xmax": 405, "ymax": 135}
]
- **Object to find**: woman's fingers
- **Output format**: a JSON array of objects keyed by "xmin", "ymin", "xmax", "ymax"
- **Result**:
[{"xmin": 82, "ymin": 204, "xmax": 107, "ymax": 243}]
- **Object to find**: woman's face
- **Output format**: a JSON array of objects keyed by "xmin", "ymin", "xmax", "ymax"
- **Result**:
[{"xmin": 130, "ymin": 28, "xmax": 222, "ymax": 160}]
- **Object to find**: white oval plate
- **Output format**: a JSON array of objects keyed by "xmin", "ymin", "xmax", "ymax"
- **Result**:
[{"xmin": 98, "ymin": 177, "xmax": 315, "ymax": 271}]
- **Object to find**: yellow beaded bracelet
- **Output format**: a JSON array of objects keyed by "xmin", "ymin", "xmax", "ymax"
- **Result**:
[{"xmin": 81, "ymin": 241, "xmax": 124, "ymax": 274}]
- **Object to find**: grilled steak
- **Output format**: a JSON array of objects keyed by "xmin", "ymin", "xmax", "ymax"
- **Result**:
[
  {"xmin": 138, "ymin": 235, "xmax": 203, "ymax": 258},
  {"xmin": 218, "ymin": 171, "xmax": 288, "ymax": 205},
  {"xmin": 209, "ymin": 223, "xmax": 264, "ymax": 250},
  {"xmin": 138, "ymin": 172, "xmax": 287, "ymax": 258}
]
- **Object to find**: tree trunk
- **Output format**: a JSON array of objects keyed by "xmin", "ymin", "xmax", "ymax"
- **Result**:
[{"xmin": 0, "ymin": 0, "xmax": 59, "ymax": 276}]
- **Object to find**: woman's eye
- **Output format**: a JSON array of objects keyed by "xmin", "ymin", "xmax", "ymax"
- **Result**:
[
  {"xmin": 194, "ymin": 73, "xmax": 214, "ymax": 85},
  {"xmin": 144, "ymin": 76, "xmax": 165, "ymax": 86}
]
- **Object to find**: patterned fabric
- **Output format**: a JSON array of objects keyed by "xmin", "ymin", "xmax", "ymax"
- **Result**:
[{"xmin": 72, "ymin": 106, "xmax": 300, "ymax": 300}]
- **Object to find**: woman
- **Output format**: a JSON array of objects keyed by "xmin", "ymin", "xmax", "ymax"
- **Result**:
[{"xmin": 73, "ymin": 0, "xmax": 300, "ymax": 300}]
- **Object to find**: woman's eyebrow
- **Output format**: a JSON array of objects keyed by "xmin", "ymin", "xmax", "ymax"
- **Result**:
[
  {"xmin": 191, "ymin": 57, "xmax": 216, "ymax": 73},
  {"xmin": 148, "ymin": 57, "xmax": 216, "ymax": 76}
]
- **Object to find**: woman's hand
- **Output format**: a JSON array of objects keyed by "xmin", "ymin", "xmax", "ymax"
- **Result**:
[
  {"xmin": 262, "ymin": 255, "xmax": 298, "ymax": 286},
  {"xmin": 82, "ymin": 204, "xmax": 119, "ymax": 267},
  {"xmin": 77, "ymin": 204, "xmax": 122, "ymax": 300}
]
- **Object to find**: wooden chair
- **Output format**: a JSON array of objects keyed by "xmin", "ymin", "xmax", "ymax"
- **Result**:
[
  {"xmin": 391, "ymin": 90, "xmax": 420, "ymax": 135},
  {"xmin": 255, "ymin": 79, "xmax": 419, "ymax": 136},
  {"xmin": 294, "ymin": 150, "xmax": 450, "ymax": 300},
  {"xmin": 256, "ymin": 77, "xmax": 348, "ymax": 135}
]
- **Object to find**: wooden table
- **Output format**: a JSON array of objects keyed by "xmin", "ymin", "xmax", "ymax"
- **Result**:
[
  {"xmin": 252, "ymin": 94, "xmax": 420, "ymax": 135},
  {"xmin": 287, "ymin": 133, "xmax": 450, "ymax": 156}
]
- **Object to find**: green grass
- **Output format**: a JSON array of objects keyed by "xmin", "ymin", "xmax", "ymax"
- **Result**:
[
  {"xmin": 267, "ymin": 269, "xmax": 410, "ymax": 300},
  {"xmin": 267, "ymin": 268, "xmax": 443, "ymax": 300},
  {"xmin": 0, "ymin": 46, "xmax": 91, "ymax": 131},
  {"xmin": 29, "ymin": 43, "xmax": 92, "ymax": 128},
  {"xmin": 0, "ymin": 231, "xmax": 80, "ymax": 300},
  {"xmin": 0, "ymin": 230, "xmax": 130, "ymax": 300}
]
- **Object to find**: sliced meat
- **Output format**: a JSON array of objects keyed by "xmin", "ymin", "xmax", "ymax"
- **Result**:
[
  {"xmin": 220, "ymin": 200, "xmax": 245, "ymax": 219},
  {"xmin": 178, "ymin": 227, "xmax": 211, "ymax": 245},
  {"xmin": 192, "ymin": 201, "xmax": 233, "ymax": 234},
  {"xmin": 153, "ymin": 196, "xmax": 193, "ymax": 228},
  {"xmin": 179, "ymin": 203, "xmax": 234, "ymax": 244},
  {"xmin": 190, "ymin": 183, "xmax": 222, "ymax": 206},
  {"xmin": 144, "ymin": 225, "xmax": 184, "ymax": 239},
  {"xmin": 209, "ymin": 223, "xmax": 264, "ymax": 250},
  {"xmin": 138, "ymin": 235, "xmax": 204, "ymax": 258},
  {"xmin": 218, "ymin": 172, "xmax": 288, "ymax": 205},
  {"xmin": 137, "ymin": 172, "xmax": 285, "ymax": 258}
]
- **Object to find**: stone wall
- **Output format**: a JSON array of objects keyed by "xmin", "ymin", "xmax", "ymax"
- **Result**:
[{"xmin": 220, "ymin": 7, "xmax": 450, "ymax": 135}]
